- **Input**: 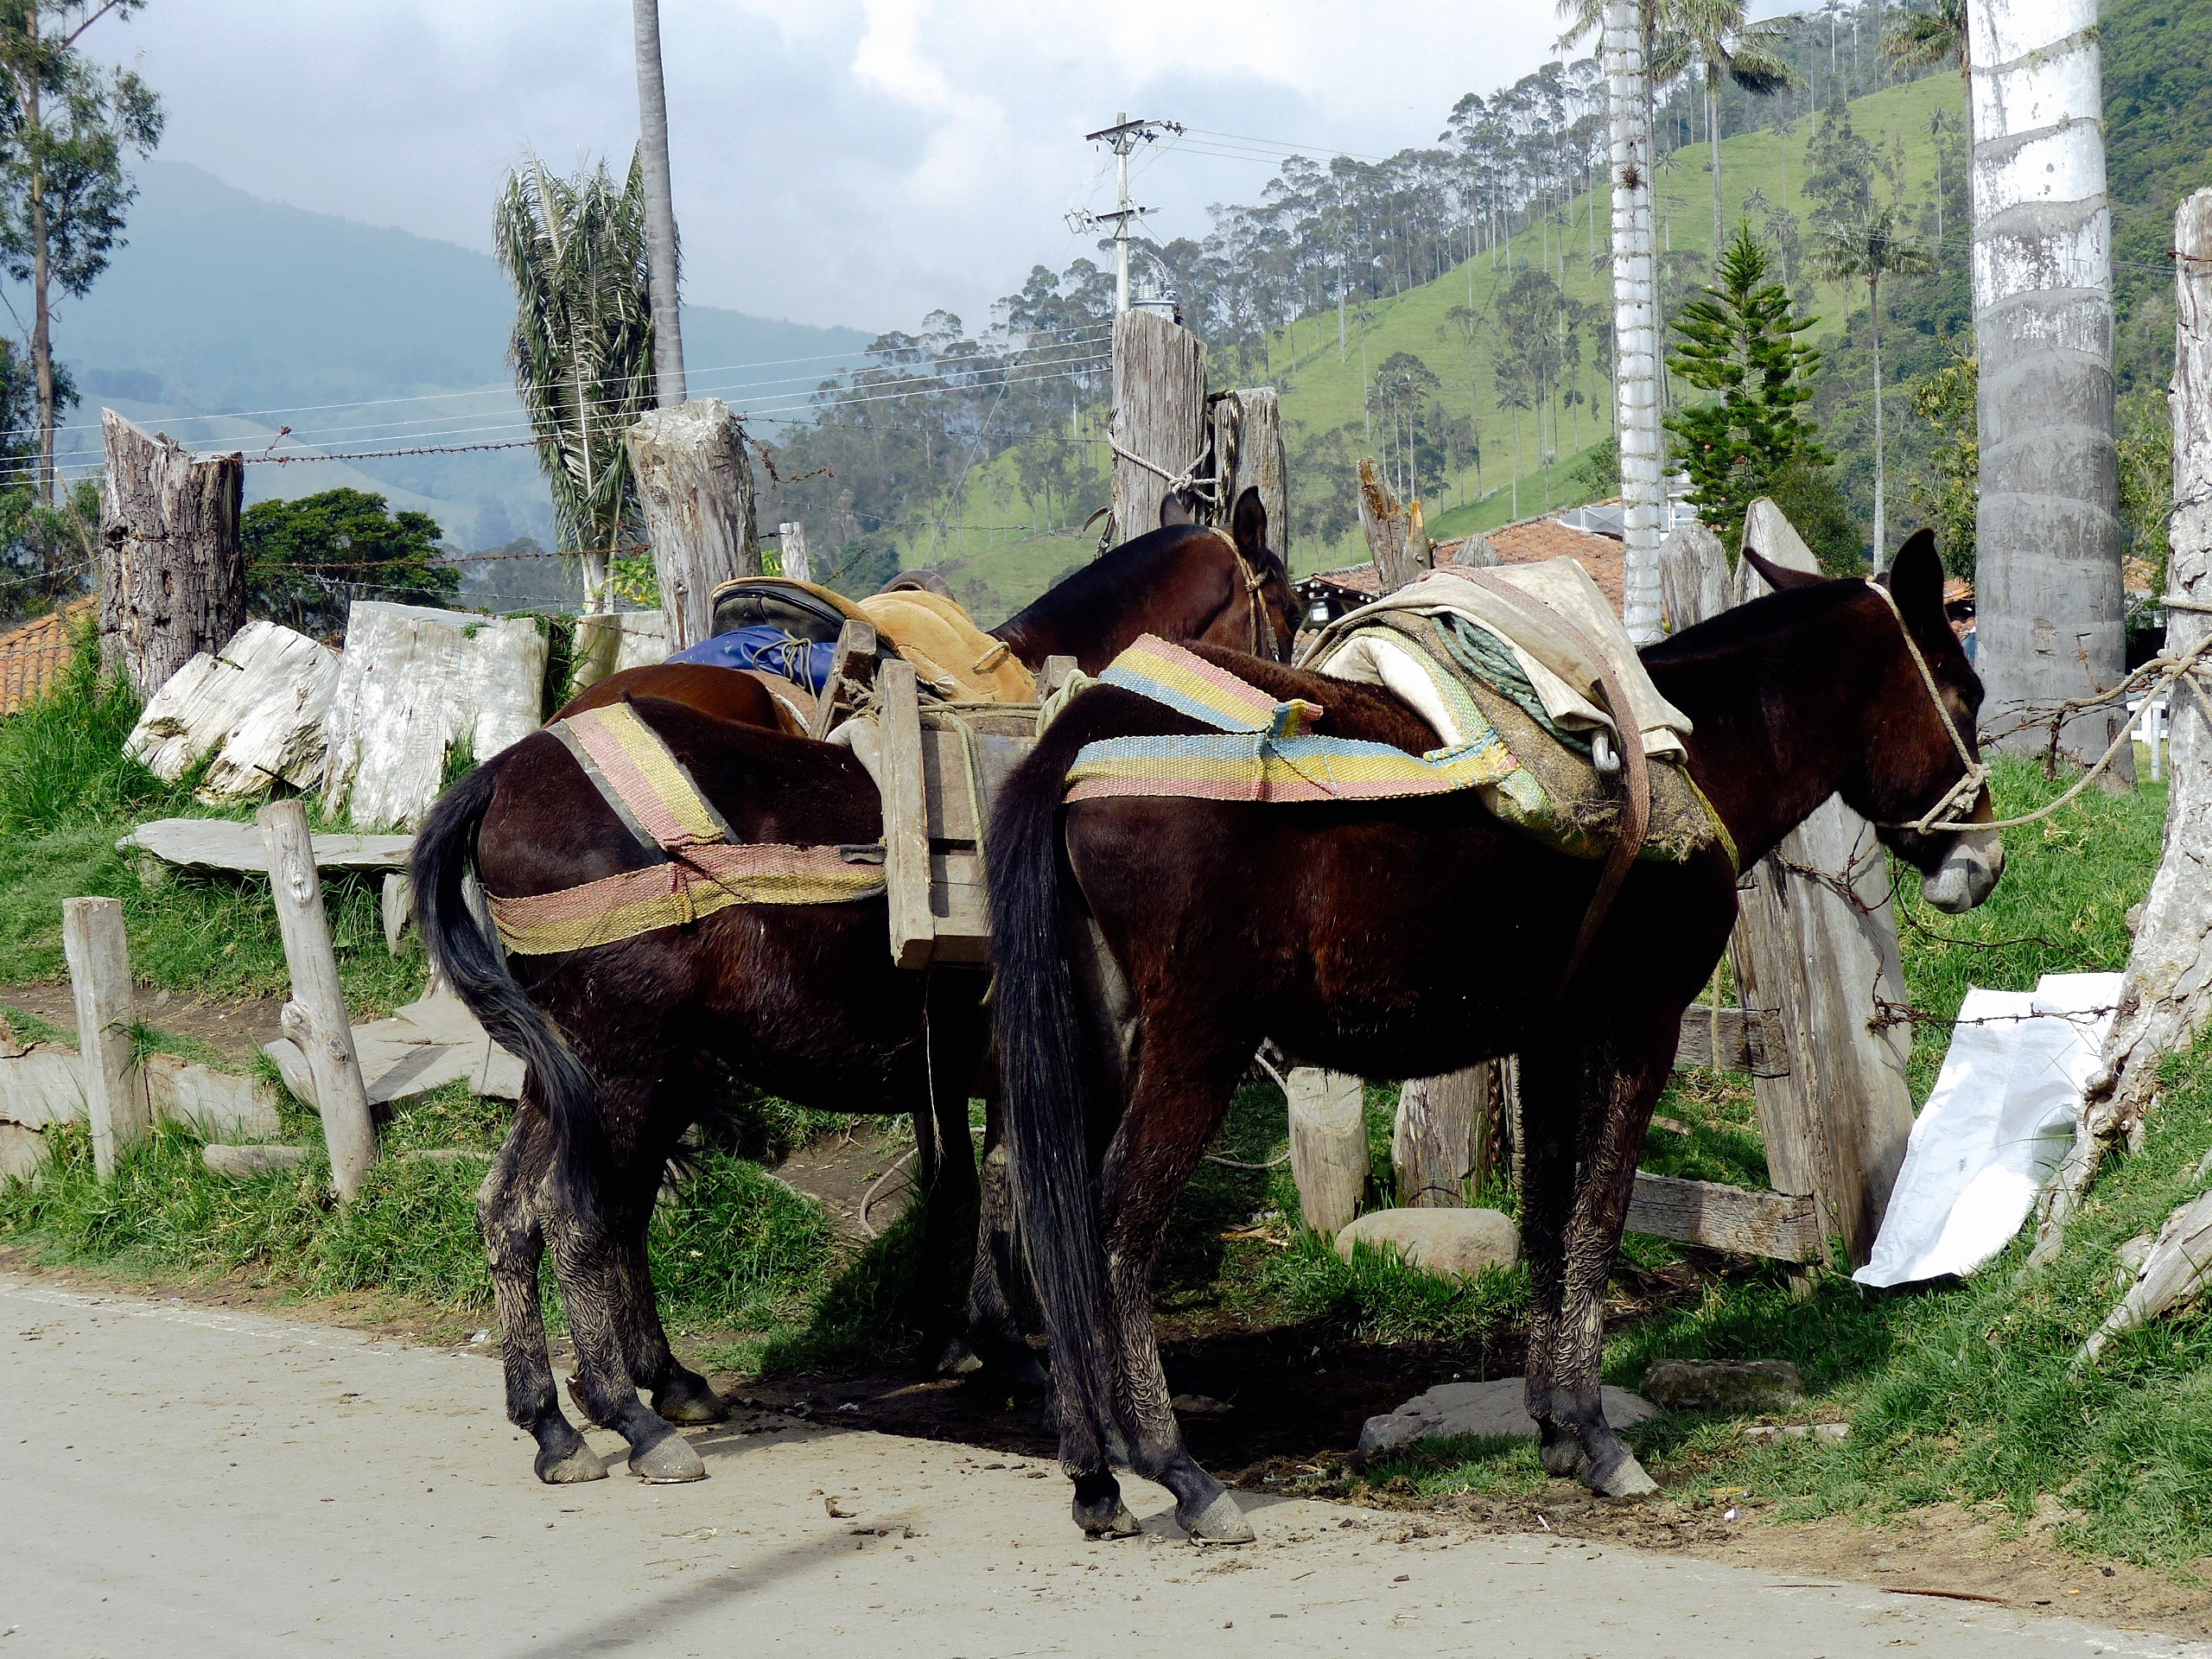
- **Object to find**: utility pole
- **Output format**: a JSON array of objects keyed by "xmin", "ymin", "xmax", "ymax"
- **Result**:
[{"xmin": 1070, "ymin": 113, "xmax": 1180, "ymax": 313}]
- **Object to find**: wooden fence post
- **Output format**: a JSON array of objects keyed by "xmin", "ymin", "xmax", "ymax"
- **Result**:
[
  {"xmin": 1726, "ymin": 499, "xmax": 1916, "ymax": 1262},
  {"xmin": 626, "ymin": 397, "xmax": 760, "ymax": 651},
  {"xmin": 1110, "ymin": 309, "xmax": 1208, "ymax": 547},
  {"xmin": 1208, "ymin": 389, "xmax": 1290, "ymax": 562},
  {"xmin": 98, "ymin": 410, "xmax": 244, "ymax": 698},
  {"xmin": 61, "ymin": 897, "xmax": 148, "ymax": 1180},
  {"xmin": 1358, "ymin": 460, "xmax": 1427, "ymax": 594},
  {"xmin": 1287, "ymin": 1067, "xmax": 1368, "ymax": 1234},
  {"xmin": 1393, "ymin": 1069, "xmax": 1491, "ymax": 1207},
  {"xmin": 258, "ymin": 799, "xmax": 377, "ymax": 1199},
  {"xmin": 1657, "ymin": 522, "xmax": 1730, "ymax": 636},
  {"xmin": 777, "ymin": 520, "xmax": 812, "ymax": 584}
]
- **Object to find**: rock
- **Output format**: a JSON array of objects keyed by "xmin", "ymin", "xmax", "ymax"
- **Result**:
[
  {"xmin": 0, "ymin": 1012, "xmax": 26, "ymax": 1060},
  {"xmin": 0, "ymin": 1050, "xmax": 89, "ymax": 1128},
  {"xmin": 2, "ymin": 1046, "xmax": 278, "ymax": 1141},
  {"xmin": 1357, "ymin": 1376, "xmax": 1657, "ymax": 1459},
  {"xmin": 381, "ymin": 873, "xmax": 416, "ymax": 956},
  {"xmin": 1739, "ymin": 1421, "xmax": 1850, "ymax": 1445},
  {"xmin": 0, "ymin": 1122, "xmax": 48, "ymax": 1182},
  {"xmin": 1334, "ymin": 1207, "xmax": 1520, "ymax": 1279},
  {"xmin": 124, "ymin": 620, "xmax": 340, "ymax": 802},
  {"xmin": 571, "ymin": 610, "xmax": 673, "ymax": 692},
  {"xmin": 117, "ymin": 818, "xmax": 414, "ymax": 879},
  {"xmin": 203, "ymin": 1143, "xmax": 312, "ymax": 1178},
  {"xmin": 1642, "ymin": 1358, "xmax": 1804, "ymax": 1414},
  {"xmin": 264, "ymin": 991, "xmax": 523, "ymax": 1111}
]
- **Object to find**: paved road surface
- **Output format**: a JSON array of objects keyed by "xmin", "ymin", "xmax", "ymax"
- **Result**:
[{"xmin": 3, "ymin": 1271, "xmax": 2201, "ymax": 1659}]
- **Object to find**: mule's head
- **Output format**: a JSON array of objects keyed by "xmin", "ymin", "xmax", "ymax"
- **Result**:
[
  {"xmin": 1166, "ymin": 486, "xmax": 1294, "ymax": 662},
  {"xmin": 1744, "ymin": 528, "xmax": 2004, "ymax": 913}
]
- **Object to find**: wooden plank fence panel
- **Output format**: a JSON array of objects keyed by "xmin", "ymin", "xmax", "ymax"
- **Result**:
[
  {"xmin": 1627, "ymin": 1172, "xmax": 1821, "ymax": 1262},
  {"xmin": 1670, "ymin": 1006, "xmax": 1786, "ymax": 1073}
]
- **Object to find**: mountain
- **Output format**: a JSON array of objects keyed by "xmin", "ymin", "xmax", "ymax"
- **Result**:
[{"xmin": 47, "ymin": 161, "xmax": 874, "ymax": 548}]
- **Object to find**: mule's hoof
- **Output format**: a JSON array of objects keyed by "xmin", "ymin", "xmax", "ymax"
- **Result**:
[
  {"xmin": 1077, "ymin": 1500, "xmax": 1142, "ymax": 1540},
  {"xmin": 628, "ymin": 1432, "xmax": 708, "ymax": 1484},
  {"xmin": 653, "ymin": 1377, "xmax": 729, "ymax": 1426},
  {"xmin": 933, "ymin": 1338, "xmax": 984, "ymax": 1377},
  {"xmin": 1538, "ymin": 1436, "xmax": 1588, "ymax": 1478},
  {"xmin": 1584, "ymin": 1450, "xmax": 1658, "ymax": 1499},
  {"xmin": 535, "ymin": 1442, "xmax": 608, "ymax": 1484},
  {"xmin": 1182, "ymin": 1491, "xmax": 1255, "ymax": 1545}
]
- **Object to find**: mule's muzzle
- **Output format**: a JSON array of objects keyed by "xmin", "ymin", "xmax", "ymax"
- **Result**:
[{"xmin": 1921, "ymin": 828, "xmax": 2004, "ymax": 913}]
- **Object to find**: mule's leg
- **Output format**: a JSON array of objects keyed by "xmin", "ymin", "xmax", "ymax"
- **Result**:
[
  {"xmin": 480, "ymin": 1111, "xmax": 604, "ymax": 1484},
  {"xmin": 1543, "ymin": 1031, "xmax": 1674, "ymax": 1499},
  {"xmin": 914, "ymin": 992, "xmax": 987, "ymax": 1376},
  {"xmin": 597, "ymin": 1079, "xmax": 727, "ymax": 1427},
  {"xmin": 1096, "ymin": 1046, "xmax": 1255, "ymax": 1543},
  {"xmin": 1515, "ymin": 1039, "xmax": 1589, "ymax": 1480},
  {"xmin": 959, "ymin": 1096, "xmax": 1050, "ymax": 1392},
  {"xmin": 539, "ymin": 1173, "xmax": 707, "ymax": 1484}
]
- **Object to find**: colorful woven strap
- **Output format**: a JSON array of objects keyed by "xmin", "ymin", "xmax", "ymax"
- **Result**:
[
  {"xmin": 489, "ymin": 843, "xmax": 885, "ymax": 956},
  {"xmin": 552, "ymin": 702, "xmax": 731, "ymax": 852},
  {"xmin": 1066, "ymin": 634, "xmax": 1521, "ymax": 805}
]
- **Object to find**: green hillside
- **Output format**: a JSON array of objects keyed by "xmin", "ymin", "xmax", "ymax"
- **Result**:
[{"xmin": 922, "ymin": 73, "xmax": 1964, "ymax": 623}]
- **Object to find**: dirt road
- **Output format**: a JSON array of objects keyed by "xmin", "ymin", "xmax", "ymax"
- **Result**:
[{"xmin": 3, "ymin": 1271, "xmax": 2198, "ymax": 1659}]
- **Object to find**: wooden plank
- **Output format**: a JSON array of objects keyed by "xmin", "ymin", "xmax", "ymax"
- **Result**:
[
  {"xmin": 61, "ymin": 897, "xmax": 148, "ymax": 1180},
  {"xmin": 808, "ymin": 618, "xmax": 879, "ymax": 741},
  {"xmin": 1287, "ymin": 1067, "xmax": 1368, "ymax": 1235},
  {"xmin": 1670, "ymin": 1005, "xmax": 1786, "ymax": 1074},
  {"xmin": 1627, "ymin": 1171, "xmax": 1821, "ymax": 1262},
  {"xmin": 1039, "ymin": 654, "xmax": 1078, "ymax": 698},
  {"xmin": 875, "ymin": 661, "xmax": 936, "ymax": 969},
  {"xmin": 921, "ymin": 725, "xmax": 1028, "ymax": 845},
  {"xmin": 118, "ymin": 819, "xmax": 414, "ymax": 879},
  {"xmin": 259, "ymin": 799, "xmax": 378, "ymax": 1199},
  {"xmin": 926, "ymin": 849, "xmax": 991, "ymax": 964}
]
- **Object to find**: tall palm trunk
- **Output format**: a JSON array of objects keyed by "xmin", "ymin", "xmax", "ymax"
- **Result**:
[
  {"xmin": 26, "ymin": 6, "xmax": 51, "ymax": 505},
  {"xmin": 1608, "ymin": 0, "xmax": 1664, "ymax": 641},
  {"xmin": 1708, "ymin": 64, "xmax": 1726, "ymax": 257},
  {"xmin": 632, "ymin": 0, "xmax": 686, "ymax": 406},
  {"xmin": 1966, "ymin": 0, "xmax": 2128, "ymax": 775},
  {"xmin": 1870, "ymin": 272, "xmax": 1885, "ymax": 569}
]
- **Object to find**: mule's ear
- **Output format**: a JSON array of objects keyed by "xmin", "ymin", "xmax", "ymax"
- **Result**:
[
  {"xmin": 1159, "ymin": 491, "xmax": 1196, "ymax": 528},
  {"xmin": 1884, "ymin": 528, "xmax": 1944, "ymax": 627},
  {"xmin": 1231, "ymin": 486, "xmax": 1268, "ymax": 556},
  {"xmin": 1741, "ymin": 542, "xmax": 1826, "ymax": 593}
]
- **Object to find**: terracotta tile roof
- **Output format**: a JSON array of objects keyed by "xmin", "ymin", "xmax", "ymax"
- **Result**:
[
  {"xmin": 0, "ymin": 598, "xmax": 92, "ymax": 715},
  {"xmin": 1295, "ymin": 511, "xmax": 1629, "ymax": 614}
]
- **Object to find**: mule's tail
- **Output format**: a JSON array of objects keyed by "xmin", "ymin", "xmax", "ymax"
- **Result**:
[
  {"xmin": 412, "ymin": 750, "xmax": 603, "ymax": 1222},
  {"xmin": 987, "ymin": 718, "xmax": 1122, "ymax": 1460}
]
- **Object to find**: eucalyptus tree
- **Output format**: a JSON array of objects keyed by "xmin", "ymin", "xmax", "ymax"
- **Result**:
[
  {"xmin": 495, "ymin": 154, "xmax": 657, "ymax": 614},
  {"xmin": 0, "ymin": 0, "xmax": 162, "ymax": 504},
  {"xmin": 1651, "ymin": 0, "xmax": 1800, "ymax": 259},
  {"xmin": 1811, "ymin": 200, "xmax": 1934, "ymax": 569}
]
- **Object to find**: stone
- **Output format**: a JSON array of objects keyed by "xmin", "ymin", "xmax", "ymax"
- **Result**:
[
  {"xmin": 1738, "ymin": 1421, "xmax": 1850, "ymax": 1445},
  {"xmin": 571, "ymin": 609, "xmax": 673, "ymax": 693},
  {"xmin": 0, "ymin": 1050, "xmax": 89, "ymax": 1128},
  {"xmin": 1357, "ymin": 1376, "xmax": 1658, "ymax": 1459},
  {"xmin": 124, "ymin": 620, "xmax": 340, "ymax": 802},
  {"xmin": 117, "ymin": 818, "xmax": 414, "ymax": 879},
  {"xmin": 1333, "ymin": 1207, "xmax": 1520, "ymax": 1279},
  {"xmin": 1641, "ymin": 1358, "xmax": 1805, "ymax": 1414},
  {"xmin": 264, "ymin": 992, "xmax": 522, "ymax": 1112},
  {"xmin": 0, "ymin": 1046, "xmax": 279, "ymax": 1141},
  {"xmin": 203, "ymin": 1143, "xmax": 312, "ymax": 1178},
  {"xmin": 0, "ymin": 1122, "xmax": 48, "ymax": 1182}
]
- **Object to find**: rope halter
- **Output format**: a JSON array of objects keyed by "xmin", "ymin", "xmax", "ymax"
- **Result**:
[{"xmin": 1862, "ymin": 578, "xmax": 1991, "ymax": 836}]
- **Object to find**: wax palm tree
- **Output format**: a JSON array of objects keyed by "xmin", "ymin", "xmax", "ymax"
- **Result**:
[
  {"xmin": 494, "ymin": 153, "xmax": 657, "ymax": 613},
  {"xmin": 1652, "ymin": 0, "xmax": 1801, "ymax": 260},
  {"xmin": 1811, "ymin": 200, "xmax": 1935, "ymax": 569},
  {"xmin": 1884, "ymin": 0, "xmax": 1970, "ymax": 141},
  {"xmin": 631, "ymin": 0, "xmax": 686, "ymax": 406}
]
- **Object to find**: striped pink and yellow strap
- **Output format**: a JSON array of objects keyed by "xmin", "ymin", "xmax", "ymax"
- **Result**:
[{"xmin": 487, "ymin": 843, "xmax": 884, "ymax": 956}]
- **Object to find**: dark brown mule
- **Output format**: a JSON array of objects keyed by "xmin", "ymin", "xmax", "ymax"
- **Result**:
[
  {"xmin": 985, "ymin": 531, "xmax": 2005, "ymax": 1541},
  {"xmin": 412, "ymin": 493, "xmax": 1295, "ymax": 1487},
  {"xmin": 555, "ymin": 497, "xmax": 1285, "ymax": 734}
]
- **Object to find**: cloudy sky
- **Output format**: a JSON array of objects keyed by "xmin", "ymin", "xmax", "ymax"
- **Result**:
[{"xmin": 113, "ymin": 1, "xmax": 1576, "ymax": 336}]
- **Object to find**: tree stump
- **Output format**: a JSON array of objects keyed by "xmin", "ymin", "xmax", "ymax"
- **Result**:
[
  {"xmin": 97, "ymin": 410, "xmax": 245, "ymax": 698},
  {"xmin": 1110, "ymin": 309, "xmax": 1207, "ymax": 547},
  {"xmin": 777, "ymin": 519, "xmax": 813, "ymax": 583},
  {"xmin": 1287, "ymin": 1067, "xmax": 1368, "ymax": 1235},
  {"xmin": 1358, "ymin": 459, "xmax": 1425, "ymax": 594},
  {"xmin": 626, "ymin": 397, "xmax": 760, "ymax": 650},
  {"xmin": 1208, "ymin": 389, "xmax": 1289, "ymax": 563},
  {"xmin": 1394, "ymin": 1068, "xmax": 1492, "ymax": 1208}
]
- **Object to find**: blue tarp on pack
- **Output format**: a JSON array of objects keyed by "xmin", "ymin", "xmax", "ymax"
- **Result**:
[{"xmin": 666, "ymin": 626, "xmax": 834, "ymax": 693}]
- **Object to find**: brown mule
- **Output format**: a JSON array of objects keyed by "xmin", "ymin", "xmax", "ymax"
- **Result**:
[
  {"xmin": 412, "ymin": 491, "xmax": 1296, "ymax": 1487},
  {"xmin": 985, "ymin": 531, "xmax": 2005, "ymax": 1541}
]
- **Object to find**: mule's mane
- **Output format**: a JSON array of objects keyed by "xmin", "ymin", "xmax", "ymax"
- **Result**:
[
  {"xmin": 1638, "ymin": 578, "xmax": 1868, "ymax": 671},
  {"xmin": 996, "ymin": 522, "xmax": 1282, "ymax": 645}
]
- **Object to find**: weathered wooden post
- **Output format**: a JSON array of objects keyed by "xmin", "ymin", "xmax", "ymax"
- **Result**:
[
  {"xmin": 1287, "ymin": 1067, "xmax": 1367, "ymax": 1234},
  {"xmin": 1207, "ymin": 389, "xmax": 1289, "ymax": 562},
  {"xmin": 1657, "ymin": 522, "xmax": 1729, "ymax": 635},
  {"xmin": 1727, "ymin": 499, "xmax": 1916, "ymax": 1263},
  {"xmin": 1393, "ymin": 1071, "xmax": 1491, "ymax": 1207},
  {"xmin": 626, "ymin": 397, "xmax": 760, "ymax": 651},
  {"xmin": 98, "ymin": 410, "xmax": 245, "ymax": 698},
  {"xmin": 1110, "ymin": 308, "xmax": 1207, "ymax": 546},
  {"xmin": 61, "ymin": 897, "xmax": 148, "ymax": 1180},
  {"xmin": 777, "ymin": 519, "xmax": 812, "ymax": 584},
  {"xmin": 1358, "ymin": 459, "xmax": 1427, "ymax": 593},
  {"xmin": 258, "ymin": 800, "xmax": 377, "ymax": 1199}
]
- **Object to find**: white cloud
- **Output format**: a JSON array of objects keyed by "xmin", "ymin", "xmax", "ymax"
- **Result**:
[{"xmin": 106, "ymin": 0, "xmax": 1567, "ymax": 332}]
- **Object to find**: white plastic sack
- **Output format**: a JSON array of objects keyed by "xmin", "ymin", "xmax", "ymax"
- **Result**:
[{"xmin": 1855, "ymin": 972, "xmax": 2124, "ymax": 1287}]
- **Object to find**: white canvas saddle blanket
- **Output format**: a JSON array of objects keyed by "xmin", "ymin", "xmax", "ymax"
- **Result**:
[{"xmin": 1305, "ymin": 559, "xmax": 1693, "ymax": 764}]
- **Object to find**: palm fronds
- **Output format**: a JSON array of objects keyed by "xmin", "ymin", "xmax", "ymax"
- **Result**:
[{"xmin": 493, "ymin": 149, "xmax": 657, "ymax": 604}]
